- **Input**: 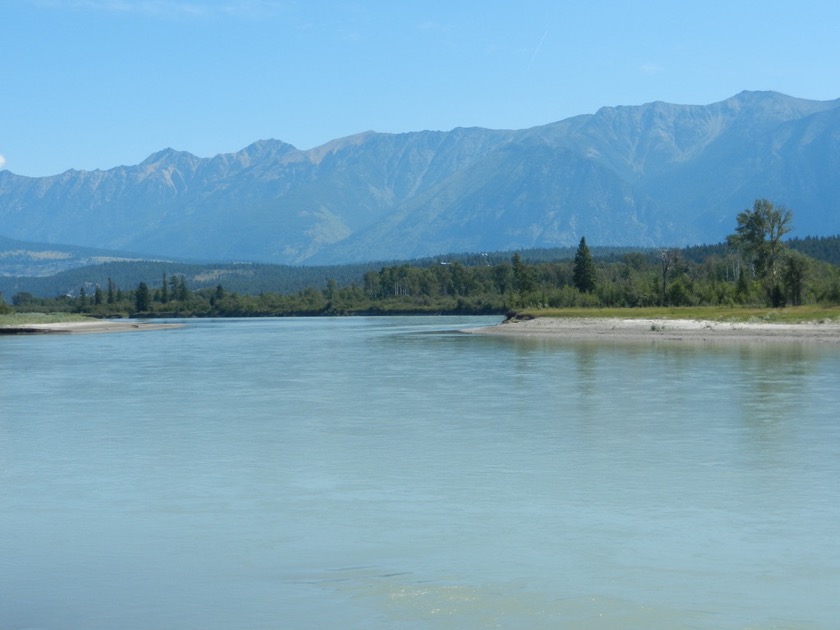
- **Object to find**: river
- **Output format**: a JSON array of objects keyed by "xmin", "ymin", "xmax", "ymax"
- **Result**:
[{"xmin": 2, "ymin": 316, "xmax": 838, "ymax": 629}]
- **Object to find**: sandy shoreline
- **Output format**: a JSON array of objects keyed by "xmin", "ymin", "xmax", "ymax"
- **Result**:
[
  {"xmin": 5, "ymin": 316, "xmax": 839, "ymax": 344},
  {"xmin": 0, "ymin": 320, "xmax": 184, "ymax": 335},
  {"xmin": 466, "ymin": 316, "xmax": 840, "ymax": 345}
]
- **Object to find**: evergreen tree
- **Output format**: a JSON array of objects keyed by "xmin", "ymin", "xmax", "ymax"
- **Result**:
[
  {"xmin": 178, "ymin": 276, "xmax": 189, "ymax": 302},
  {"xmin": 135, "ymin": 282, "xmax": 151, "ymax": 312},
  {"xmin": 107, "ymin": 277, "xmax": 116, "ymax": 304},
  {"xmin": 782, "ymin": 250, "xmax": 808, "ymax": 306},
  {"xmin": 573, "ymin": 237, "xmax": 597, "ymax": 293},
  {"xmin": 170, "ymin": 274, "xmax": 180, "ymax": 300},
  {"xmin": 210, "ymin": 284, "xmax": 225, "ymax": 307},
  {"xmin": 161, "ymin": 273, "xmax": 169, "ymax": 304},
  {"xmin": 511, "ymin": 253, "xmax": 535, "ymax": 297}
]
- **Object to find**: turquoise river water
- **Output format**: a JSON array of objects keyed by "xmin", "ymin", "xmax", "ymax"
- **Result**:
[{"xmin": 1, "ymin": 316, "xmax": 839, "ymax": 629}]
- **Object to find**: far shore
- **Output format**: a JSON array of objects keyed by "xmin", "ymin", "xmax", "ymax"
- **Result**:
[
  {"xmin": 0, "ymin": 319, "xmax": 184, "ymax": 335},
  {"xmin": 465, "ymin": 316, "xmax": 840, "ymax": 345}
]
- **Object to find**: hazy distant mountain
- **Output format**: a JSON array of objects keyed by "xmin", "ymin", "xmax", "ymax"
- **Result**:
[
  {"xmin": 1, "ymin": 91, "xmax": 838, "ymax": 265},
  {"xmin": 0, "ymin": 235, "xmax": 150, "ymax": 277}
]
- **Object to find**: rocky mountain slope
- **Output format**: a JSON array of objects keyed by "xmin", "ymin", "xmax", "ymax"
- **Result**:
[{"xmin": 1, "ymin": 91, "xmax": 838, "ymax": 264}]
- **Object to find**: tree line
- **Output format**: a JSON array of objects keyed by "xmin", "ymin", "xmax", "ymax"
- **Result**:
[{"xmin": 3, "ymin": 200, "xmax": 839, "ymax": 318}]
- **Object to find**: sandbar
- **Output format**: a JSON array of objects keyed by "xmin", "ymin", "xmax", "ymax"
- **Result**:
[
  {"xmin": 466, "ymin": 316, "xmax": 840, "ymax": 345},
  {"xmin": 0, "ymin": 320, "xmax": 183, "ymax": 335}
]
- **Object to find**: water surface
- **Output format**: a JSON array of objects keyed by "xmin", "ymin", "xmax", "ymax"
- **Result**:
[{"xmin": 2, "ymin": 316, "xmax": 839, "ymax": 628}]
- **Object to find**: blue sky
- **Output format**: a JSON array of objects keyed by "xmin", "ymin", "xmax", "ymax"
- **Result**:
[{"xmin": 2, "ymin": 0, "xmax": 839, "ymax": 177}]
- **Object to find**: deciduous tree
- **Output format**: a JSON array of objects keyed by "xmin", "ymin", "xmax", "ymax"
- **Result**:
[{"xmin": 727, "ymin": 199, "xmax": 792, "ymax": 306}]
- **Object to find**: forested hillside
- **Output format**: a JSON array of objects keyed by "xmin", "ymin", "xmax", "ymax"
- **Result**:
[
  {"xmin": 5, "ymin": 226, "xmax": 838, "ymax": 319},
  {"xmin": 682, "ymin": 235, "xmax": 840, "ymax": 265},
  {"xmin": 0, "ymin": 260, "xmax": 371, "ymax": 301}
]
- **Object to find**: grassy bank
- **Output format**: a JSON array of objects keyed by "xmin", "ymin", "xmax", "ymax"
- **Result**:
[
  {"xmin": 0, "ymin": 312, "xmax": 94, "ymax": 327},
  {"xmin": 5, "ymin": 306, "xmax": 840, "ymax": 327},
  {"xmin": 511, "ymin": 305, "xmax": 840, "ymax": 324}
]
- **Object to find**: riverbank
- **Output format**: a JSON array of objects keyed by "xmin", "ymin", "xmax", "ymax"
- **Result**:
[
  {"xmin": 467, "ymin": 316, "xmax": 840, "ymax": 344},
  {"xmin": 0, "ymin": 319, "xmax": 184, "ymax": 335}
]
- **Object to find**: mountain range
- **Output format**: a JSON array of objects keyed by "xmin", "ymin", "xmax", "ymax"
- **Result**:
[{"xmin": 1, "ymin": 90, "xmax": 838, "ymax": 266}]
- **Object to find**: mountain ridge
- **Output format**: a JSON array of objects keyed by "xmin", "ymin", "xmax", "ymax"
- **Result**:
[{"xmin": 1, "ymin": 91, "xmax": 838, "ymax": 265}]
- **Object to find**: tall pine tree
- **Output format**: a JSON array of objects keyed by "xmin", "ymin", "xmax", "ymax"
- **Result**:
[
  {"xmin": 573, "ymin": 237, "xmax": 597, "ymax": 293},
  {"xmin": 135, "ymin": 282, "xmax": 151, "ymax": 312}
]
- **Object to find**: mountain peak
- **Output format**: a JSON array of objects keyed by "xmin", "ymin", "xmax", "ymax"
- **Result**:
[
  {"xmin": 241, "ymin": 139, "xmax": 297, "ymax": 157},
  {"xmin": 140, "ymin": 147, "xmax": 199, "ymax": 167},
  {"xmin": 720, "ymin": 90, "xmax": 840, "ymax": 119}
]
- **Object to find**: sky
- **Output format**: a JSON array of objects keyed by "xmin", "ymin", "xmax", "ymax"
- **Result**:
[{"xmin": 2, "ymin": 0, "xmax": 839, "ymax": 177}]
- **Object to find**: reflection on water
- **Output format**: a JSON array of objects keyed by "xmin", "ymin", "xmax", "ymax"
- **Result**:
[{"xmin": 1, "ymin": 317, "xmax": 839, "ymax": 629}]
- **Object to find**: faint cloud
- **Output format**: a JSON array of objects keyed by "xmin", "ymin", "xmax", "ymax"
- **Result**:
[
  {"xmin": 640, "ymin": 62, "xmax": 664, "ymax": 75},
  {"xmin": 0, "ymin": 154, "xmax": 6, "ymax": 169}
]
